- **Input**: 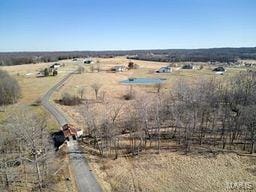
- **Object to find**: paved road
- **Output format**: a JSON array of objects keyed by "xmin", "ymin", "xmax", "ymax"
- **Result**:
[{"xmin": 41, "ymin": 70, "xmax": 102, "ymax": 192}]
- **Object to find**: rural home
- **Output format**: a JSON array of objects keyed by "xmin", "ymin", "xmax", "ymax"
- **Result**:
[
  {"xmin": 112, "ymin": 65, "xmax": 127, "ymax": 72},
  {"xmin": 62, "ymin": 124, "xmax": 78, "ymax": 140},
  {"xmin": 156, "ymin": 66, "xmax": 172, "ymax": 73},
  {"xmin": 127, "ymin": 55, "xmax": 138, "ymax": 59},
  {"xmin": 50, "ymin": 63, "xmax": 61, "ymax": 69}
]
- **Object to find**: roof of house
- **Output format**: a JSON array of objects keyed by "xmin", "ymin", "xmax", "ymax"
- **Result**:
[{"xmin": 62, "ymin": 124, "xmax": 77, "ymax": 137}]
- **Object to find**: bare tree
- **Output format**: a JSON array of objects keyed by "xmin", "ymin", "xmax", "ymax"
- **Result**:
[
  {"xmin": 77, "ymin": 87, "xmax": 85, "ymax": 99},
  {"xmin": 0, "ymin": 69, "xmax": 21, "ymax": 106},
  {"xmin": 90, "ymin": 64, "xmax": 94, "ymax": 72},
  {"xmin": 91, "ymin": 83, "xmax": 102, "ymax": 100},
  {"xmin": 108, "ymin": 103, "xmax": 123, "ymax": 158},
  {"xmin": 154, "ymin": 83, "xmax": 162, "ymax": 93},
  {"xmin": 240, "ymin": 105, "xmax": 256, "ymax": 153},
  {"xmin": 6, "ymin": 109, "xmax": 53, "ymax": 191},
  {"xmin": 95, "ymin": 60, "xmax": 101, "ymax": 72},
  {"xmin": 134, "ymin": 95, "xmax": 152, "ymax": 149},
  {"xmin": 78, "ymin": 66, "xmax": 85, "ymax": 74}
]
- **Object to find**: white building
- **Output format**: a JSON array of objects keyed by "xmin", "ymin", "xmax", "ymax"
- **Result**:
[
  {"xmin": 112, "ymin": 65, "xmax": 127, "ymax": 72},
  {"xmin": 156, "ymin": 66, "xmax": 172, "ymax": 73}
]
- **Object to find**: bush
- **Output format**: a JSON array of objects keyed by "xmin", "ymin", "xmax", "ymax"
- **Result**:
[
  {"xmin": 31, "ymin": 98, "xmax": 42, "ymax": 106},
  {"xmin": 123, "ymin": 94, "xmax": 134, "ymax": 100},
  {"xmin": 0, "ymin": 69, "xmax": 21, "ymax": 105},
  {"xmin": 123, "ymin": 86, "xmax": 135, "ymax": 100},
  {"xmin": 53, "ymin": 70, "xmax": 58, "ymax": 76},
  {"xmin": 44, "ymin": 68, "xmax": 49, "ymax": 76},
  {"xmin": 60, "ymin": 92, "xmax": 81, "ymax": 106},
  {"xmin": 128, "ymin": 62, "xmax": 139, "ymax": 69}
]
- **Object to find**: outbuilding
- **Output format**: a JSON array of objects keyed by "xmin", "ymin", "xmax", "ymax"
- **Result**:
[
  {"xmin": 156, "ymin": 66, "xmax": 172, "ymax": 73},
  {"xmin": 111, "ymin": 65, "xmax": 127, "ymax": 72}
]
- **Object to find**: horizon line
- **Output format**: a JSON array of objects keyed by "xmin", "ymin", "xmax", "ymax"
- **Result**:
[{"xmin": 1, "ymin": 46, "xmax": 256, "ymax": 53}]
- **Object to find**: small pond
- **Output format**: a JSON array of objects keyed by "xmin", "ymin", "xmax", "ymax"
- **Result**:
[{"xmin": 120, "ymin": 78, "xmax": 166, "ymax": 85}]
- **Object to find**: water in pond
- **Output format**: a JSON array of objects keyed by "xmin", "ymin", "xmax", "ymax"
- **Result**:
[{"xmin": 120, "ymin": 78, "xmax": 166, "ymax": 85}]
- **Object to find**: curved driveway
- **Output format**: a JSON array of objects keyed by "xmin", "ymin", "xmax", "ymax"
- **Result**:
[{"xmin": 41, "ymin": 69, "xmax": 102, "ymax": 192}]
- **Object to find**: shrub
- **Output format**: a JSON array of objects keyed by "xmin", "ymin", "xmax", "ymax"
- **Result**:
[
  {"xmin": 0, "ymin": 70, "xmax": 21, "ymax": 105},
  {"xmin": 31, "ymin": 98, "xmax": 42, "ymax": 106},
  {"xmin": 60, "ymin": 92, "xmax": 81, "ymax": 106},
  {"xmin": 44, "ymin": 68, "xmax": 49, "ymax": 76},
  {"xmin": 53, "ymin": 70, "xmax": 58, "ymax": 76},
  {"xmin": 123, "ymin": 85, "xmax": 135, "ymax": 100},
  {"xmin": 199, "ymin": 65, "xmax": 204, "ymax": 70},
  {"xmin": 128, "ymin": 62, "xmax": 139, "ymax": 69}
]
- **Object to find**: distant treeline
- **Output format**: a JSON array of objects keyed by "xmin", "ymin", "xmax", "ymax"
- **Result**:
[
  {"xmin": 132, "ymin": 47, "xmax": 256, "ymax": 63},
  {"xmin": 1, "ymin": 47, "xmax": 256, "ymax": 66}
]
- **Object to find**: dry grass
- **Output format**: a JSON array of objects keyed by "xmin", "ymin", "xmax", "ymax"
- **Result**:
[
  {"xmin": 51, "ymin": 57, "xmax": 256, "ymax": 192},
  {"xmin": 4, "ymin": 57, "xmax": 252, "ymax": 192},
  {"xmin": 52, "ymin": 56, "xmax": 246, "ymax": 132},
  {"xmin": 52, "ymin": 57, "xmax": 245, "ymax": 99},
  {"xmin": 0, "ymin": 59, "xmax": 78, "ymax": 129},
  {"xmin": 1, "ymin": 60, "xmax": 77, "ymax": 104},
  {"xmin": 89, "ymin": 152, "xmax": 256, "ymax": 192}
]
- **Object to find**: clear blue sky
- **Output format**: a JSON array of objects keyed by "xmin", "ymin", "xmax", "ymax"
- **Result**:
[{"xmin": 0, "ymin": 0, "xmax": 256, "ymax": 51}]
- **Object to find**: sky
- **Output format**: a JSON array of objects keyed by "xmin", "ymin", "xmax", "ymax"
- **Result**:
[{"xmin": 0, "ymin": 0, "xmax": 256, "ymax": 52}]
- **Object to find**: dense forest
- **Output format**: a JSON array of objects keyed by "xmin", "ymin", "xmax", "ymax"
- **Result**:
[{"xmin": 1, "ymin": 47, "xmax": 256, "ymax": 66}]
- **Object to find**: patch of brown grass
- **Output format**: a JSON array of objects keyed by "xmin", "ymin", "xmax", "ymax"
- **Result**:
[
  {"xmin": 1, "ymin": 60, "xmax": 77, "ymax": 104},
  {"xmin": 92, "ymin": 153, "xmax": 256, "ymax": 192}
]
